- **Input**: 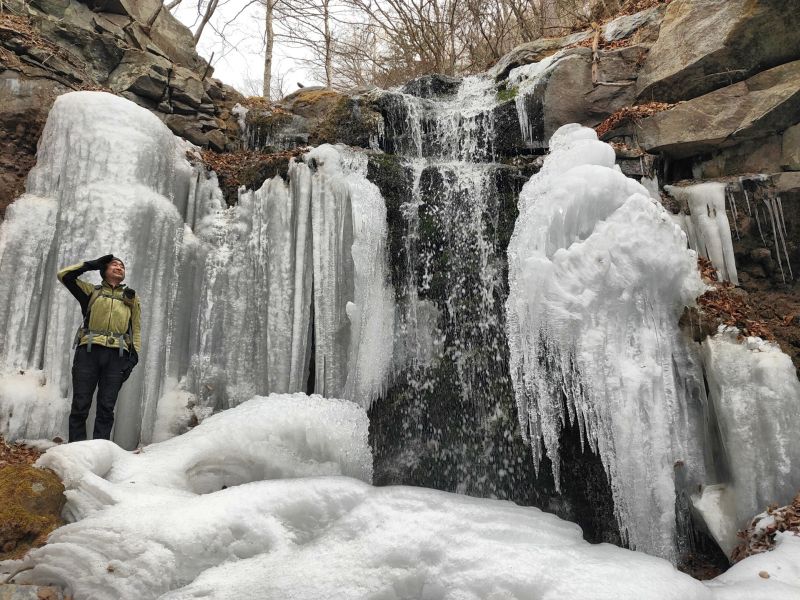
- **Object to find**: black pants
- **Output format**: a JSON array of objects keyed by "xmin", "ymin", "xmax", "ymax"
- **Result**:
[{"xmin": 69, "ymin": 345, "xmax": 128, "ymax": 442}]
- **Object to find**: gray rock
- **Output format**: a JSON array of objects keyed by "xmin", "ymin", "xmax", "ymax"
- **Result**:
[
  {"xmin": 107, "ymin": 50, "xmax": 171, "ymax": 100},
  {"xmin": 37, "ymin": 17, "xmax": 124, "ymax": 82},
  {"xmin": 490, "ymin": 31, "xmax": 591, "ymax": 81},
  {"xmin": 638, "ymin": 60, "xmax": 800, "ymax": 158},
  {"xmin": 782, "ymin": 123, "xmax": 800, "ymax": 171},
  {"xmin": 637, "ymin": 0, "xmax": 800, "ymax": 103},
  {"xmin": 170, "ymin": 66, "xmax": 205, "ymax": 107},
  {"xmin": 206, "ymin": 129, "xmax": 227, "ymax": 152},
  {"xmin": 602, "ymin": 6, "xmax": 664, "ymax": 42},
  {"xmin": 539, "ymin": 46, "xmax": 640, "ymax": 140},
  {"xmin": 164, "ymin": 114, "xmax": 208, "ymax": 147}
]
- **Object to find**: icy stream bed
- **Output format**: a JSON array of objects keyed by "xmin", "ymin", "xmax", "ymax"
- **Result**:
[{"xmin": 3, "ymin": 393, "xmax": 798, "ymax": 600}]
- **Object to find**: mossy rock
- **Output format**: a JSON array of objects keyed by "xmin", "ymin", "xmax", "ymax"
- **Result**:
[
  {"xmin": 312, "ymin": 96, "xmax": 382, "ymax": 148},
  {"xmin": 281, "ymin": 87, "xmax": 343, "ymax": 119},
  {"xmin": 0, "ymin": 465, "xmax": 65, "ymax": 560}
]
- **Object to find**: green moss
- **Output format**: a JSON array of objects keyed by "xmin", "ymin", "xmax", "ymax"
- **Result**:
[
  {"xmin": 313, "ymin": 96, "xmax": 382, "ymax": 148},
  {"xmin": 0, "ymin": 464, "xmax": 65, "ymax": 559},
  {"xmin": 496, "ymin": 85, "xmax": 518, "ymax": 103}
]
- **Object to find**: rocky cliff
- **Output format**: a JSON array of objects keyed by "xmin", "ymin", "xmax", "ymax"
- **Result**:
[{"xmin": 0, "ymin": 0, "xmax": 244, "ymax": 216}]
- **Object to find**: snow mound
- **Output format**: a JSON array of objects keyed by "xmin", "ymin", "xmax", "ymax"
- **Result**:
[{"xmin": 36, "ymin": 394, "xmax": 372, "ymax": 521}]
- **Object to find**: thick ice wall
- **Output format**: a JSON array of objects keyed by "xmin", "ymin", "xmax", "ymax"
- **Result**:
[
  {"xmin": 701, "ymin": 331, "xmax": 800, "ymax": 528},
  {"xmin": 0, "ymin": 92, "xmax": 193, "ymax": 446},
  {"xmin": 506, "ymin": 124, "xmax": 709, "ymax": 559},
  {"xmin": 184, "ymin": 165, "xmax": 314, "ymax": 409},
  {"xmin": 179, "ymin": 144, "xmax": 393, "ymax": 414},
  {"xmin": 0, "ymin": 93, "xmax": 394, "ymax": 446}
]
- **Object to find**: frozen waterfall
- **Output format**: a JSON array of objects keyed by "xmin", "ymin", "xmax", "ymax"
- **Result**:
[
  {"xmin": 0, "ymin": 91, "xmax": 394, "ymax": 448},
  {"xmin": 505, "ymin": 124, "xmax": 711, "ymax": 560}
]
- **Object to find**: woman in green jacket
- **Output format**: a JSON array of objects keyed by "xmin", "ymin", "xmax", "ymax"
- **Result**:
[{"xmin": 57, "ymin": 255, "xmax": 142, "ymax": 442}]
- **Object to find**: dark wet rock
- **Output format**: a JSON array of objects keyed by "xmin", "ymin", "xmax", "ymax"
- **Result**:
[{"xmin": 401, "ymin": 74, "xmax": 462, "ymax": 98}]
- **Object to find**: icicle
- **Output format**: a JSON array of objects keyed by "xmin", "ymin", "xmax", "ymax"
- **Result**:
[
  {"xmin": 739, "ymin": 177, "xmax": 752, "ymax": 216},
  {"xmin": 664, "ymin": 183, "xmax": 739, "ymax": 285},
  {"xmin": 725, "ymin": 186, "xmax": 739, "ymax": 240},
  {"xmin": 776, "ymin": 196, "xmax": 794, "ymax": 280},
  {"xmin": 762, "ymin": 197, "xmax": 787, "ymax": 283}
]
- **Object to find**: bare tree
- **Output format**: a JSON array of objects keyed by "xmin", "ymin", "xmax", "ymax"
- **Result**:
[
  {"xmin": 194, "ymin": 0, "xmax": 220, "ymax": 43},
  {"xmin": 262, "ymin": 0, "xmax": 277, "ymax": 97}
]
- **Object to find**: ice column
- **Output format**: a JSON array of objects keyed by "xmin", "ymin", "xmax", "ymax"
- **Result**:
[
  {"xmin": 701, "ymin": 330, "xmax": 800, "ymax": 529},
  {"xmin": 506, "ymin": 124, "xmax": 709, "ymax": 559},
  {"xmin": 665, "ymin": 183, "xmax": 739, "ymax": 285}
]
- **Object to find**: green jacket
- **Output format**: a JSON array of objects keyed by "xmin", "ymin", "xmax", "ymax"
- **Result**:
[{"xmin": 57, "ymin": 262, "xmax": 142, "ymax": 353}]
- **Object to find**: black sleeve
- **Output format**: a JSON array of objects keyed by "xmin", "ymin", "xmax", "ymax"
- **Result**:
[{"xmin": 59, "ymin": 263, "xmax": 93, "ymax": 316}]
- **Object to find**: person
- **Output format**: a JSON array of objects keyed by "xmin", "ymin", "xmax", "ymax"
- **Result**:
[{"xmin": 57, "ymin": 255, "xmax": 141, "ymax": 442}]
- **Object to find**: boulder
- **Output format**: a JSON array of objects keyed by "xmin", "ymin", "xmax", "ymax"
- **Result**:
[
  {"xmin": 281, "ymin": 87, "xmax": 343, "ymax": 119},
  {"xmin": 602, "ymin": 5, "xmax": 665, "ymax": 42},
  {"xmin": 531, "ymin": 46, "xmax": 642, "ymax": 141},
  {"xmin": 107, "ymin": 49, "xmax": 171, "ymax": 100},
  {"xmin": 637, "ymin": 0, "xmax": 800, "ymax": 103},
  {"xmin": 638, "ymin": 60, "xmax": 800, "ymax": 159},
  {"xmin": 490, "ymin": 31, "xmax": 591, "ymax": 81},
  {"xmin": 164, "ymin": 114, "xmax": 208, "ymax": 147},
  {"xmin": 782, "ymin": 123, "xmax": 800, "ymax": 171}
]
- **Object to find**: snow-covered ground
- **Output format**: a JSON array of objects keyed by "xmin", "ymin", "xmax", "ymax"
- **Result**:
[{"xmin": 2, "ymin": 393, "xmax": 797, "ymax": 600}]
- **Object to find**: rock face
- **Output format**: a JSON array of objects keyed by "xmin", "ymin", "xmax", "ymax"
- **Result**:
[
  {"xmin": 0, "ymin": 0, "xmax": 244, "ymax": 216},
  {"xmin": 637, "ymin": 60, "xmax": 800, "ymax": 159},
  {"xmin": 637, "ymin": 0, "xmax": 800, "ymax": 102}
]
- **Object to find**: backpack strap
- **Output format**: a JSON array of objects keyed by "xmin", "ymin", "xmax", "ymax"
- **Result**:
[{"xmin": 73, "ymin": 285, "xmax": 104, "ymax": 350}]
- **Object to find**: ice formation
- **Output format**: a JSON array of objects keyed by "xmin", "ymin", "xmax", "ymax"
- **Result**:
[
  {"xmin": 664, "ymin": 183, "xmax": 739, "ymax": 285},
  {"xmin": 0, "ymin": 92, "xmax": 394, "ymax": 448},
  {"xmin": 505, "ymin": 124, "xmax": 710, "ymax": 559},
  {"xmin": 5, "ymin": 393, "xmax": 797, "ymax": 600},
  {"xmin": 700, "ymin": 330, "xmax": 800, "ymax": 532},
  {"xmin": 507, "ymin": 51, "xmax": 566, "ymax": 146}
]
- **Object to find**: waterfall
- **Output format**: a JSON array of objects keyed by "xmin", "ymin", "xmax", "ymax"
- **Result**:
[
  {"xmin": 369, "ymin": 75, "xmax": 535, "ymax": 497},
  {"xmin": 0, "ymin": 91, "xmax": 394, "ymax": 447}
]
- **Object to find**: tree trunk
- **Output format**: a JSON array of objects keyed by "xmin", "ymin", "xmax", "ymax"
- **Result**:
[
  {"xmin": 323, "ymin": 0, "xmax": 332, "ymax": 87},
  {"xmin": 263, "ymin": 0, "xmax": 274, "ymax": 99},
  {"xmin": 193, "ymin": 0, "xmax": 219, "ymax": 44}
]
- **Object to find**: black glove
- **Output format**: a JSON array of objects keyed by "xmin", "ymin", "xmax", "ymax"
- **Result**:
[
  {"xmin": 121, "ymin": 348, "xmax": 138, "ymax": 382},
  {"xmin": 84, "ymin": 255, "xmax": 114, "ymax": 271}
]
